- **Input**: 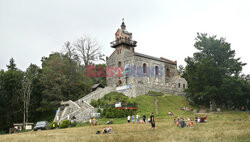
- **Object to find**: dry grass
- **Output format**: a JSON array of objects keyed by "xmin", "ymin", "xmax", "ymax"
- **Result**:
[{"xmin": 1, "ymin": 112, "xmax": 250, "ymax": 142}]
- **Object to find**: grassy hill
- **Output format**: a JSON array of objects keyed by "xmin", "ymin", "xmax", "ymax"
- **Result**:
[
  {"xmin": 1, "ymin": 111, "xmax": 249, "ymax": 142},
  {"xmin": 1, "ymin": 93, "xmax": 250, "ymax": 142},
  {"xmin": 134, "ymin": 94, "xmax": 194, "ymax": 117}
]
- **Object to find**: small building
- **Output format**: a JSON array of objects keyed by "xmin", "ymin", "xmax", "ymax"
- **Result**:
[
  {"xmin": 13, "ymin": 123, "xmax": 23, "ymax": 131},
  {"xmin": 115, "ymin": 102, "xmax": 122, "ymax": 108},
  {"xmin": 13, "ymin": 123, "xmax": 34, "ymax": 131}
]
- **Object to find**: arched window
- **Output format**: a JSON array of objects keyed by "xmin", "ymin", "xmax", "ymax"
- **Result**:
[
  {"xmin": 183, "ymin": 84, "xmax": 185, "ymax": 88},
  {"xmin": 155, "ymin": 66, "xmax": 159, "ymax": 75},
  {"xmin": 178, "ymin": 83, "xmax": 181, "ymax": 88},
  {"xmin": 167, "ymin": 68, "xmax": 170, "ymax": 78},
  {"xmin": 143, "ymin": 63, "xmax": 147, "ymax": 74},
  {"xmin": 118, "ymin": 61, "xmax": 121, "ymax": 67}
]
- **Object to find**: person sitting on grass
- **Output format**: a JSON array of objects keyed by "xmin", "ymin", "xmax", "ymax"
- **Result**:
[
  {"xmin": 148, "ymin": 117, "xmax": 151, "ymax": 124},
  {"xmin": 140, "ymin": 118, "xmax": 144, "ymax": 124},
  {"xmin": 176, "ymin": 118, "xmax": 181, "ymax": 127},
  {"xmin": 189, "ymin": 119, "xmax": 194, "ymax": 127},
  {"xmin": 200, "ymin": 116, "xmax": 207, "ymax": 123},
  {"xmin": 102, "ymin": 126, "xmax": 113, "ymax": 134},
  {"xmin": 174, "ymin": 117, "xmax": 177, "ymax": 124},
  {"xmin": 195, "ymin": 115, "xmax": 199, "ymax": 123},
  {"xmin": 180, "ymin": 118, "xmax": 186, "ymax": 128},
  {"xmin": 168, "ymin": 111, "xmax": 174, "ymax": 116}
]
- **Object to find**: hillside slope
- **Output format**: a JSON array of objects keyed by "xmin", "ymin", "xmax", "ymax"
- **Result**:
[{"xmin": 134, "ymin": 94, "xmax": 193, "ymax": 117}]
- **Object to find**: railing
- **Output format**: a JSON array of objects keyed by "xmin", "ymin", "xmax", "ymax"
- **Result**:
[
  {"xmin": 69, "ymin": 100, "xmax": 81, "ymax": 109},
  {"xmin": 74, "ymin": 107, "xmax": 93, "ymax": 118},
  {"xmin": 110, "ymin": 39, "xmax": 137, "ymax": 47}
]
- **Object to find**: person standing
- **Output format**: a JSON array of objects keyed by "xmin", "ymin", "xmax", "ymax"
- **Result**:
[
  {"xmin": 136, "ymin": 114, "xmax": 139, "ymax": 123},
  {"xmin": 89, "ymin": 118, "xmax": 92, "ymax": 126},
  {"xmin": 143, "ymin": 115, "xmax": 146, "ymax": 123},
  {"xmin": 127, "ymin": 115, "xmax": 131, "ymax": 123},
  {"xmin": 150, "ymin": 112, "xmax": 155, "ymax": 130},
  {"xmin": 132, "ymin": 115, "xmax": 135, "ymax": 123},
  {"xmin": 93, "ymin": 117, "xmax": 97, "ymax": 126}
]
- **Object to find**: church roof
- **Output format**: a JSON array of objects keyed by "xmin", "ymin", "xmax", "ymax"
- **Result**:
[
  {"xmin": 134, "ymin": 52, "xmax": 176, "ymax": 65},
  {"xmin": 122, "ymin": 30, "xmax": 132, "ymax": 35}
]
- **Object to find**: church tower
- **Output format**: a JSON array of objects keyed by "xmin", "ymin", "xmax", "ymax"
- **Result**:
[{"xmin": 110, "ymin": 19, "xmax": 137, "ymax": 52}]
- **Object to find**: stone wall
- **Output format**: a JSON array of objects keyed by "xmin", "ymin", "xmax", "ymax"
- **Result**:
[{"xmin": 77, "ymin": 86, "xmax": 115, "ymax": 104}]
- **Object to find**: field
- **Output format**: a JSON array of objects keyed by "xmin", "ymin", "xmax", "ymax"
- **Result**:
[{"xmin": 1, "ymin": 95, "xmax": 250, "ymax": 142}]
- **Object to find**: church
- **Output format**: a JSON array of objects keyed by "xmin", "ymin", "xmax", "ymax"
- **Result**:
[
  {"xmin": 54, "ymin": 21, "xmax": 187, "ymax": 123},
  {"xmin": 106, "ymin": 20, "xmax": 187, "ymax": 97}
]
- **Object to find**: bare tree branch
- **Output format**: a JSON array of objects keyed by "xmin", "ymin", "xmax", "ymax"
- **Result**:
[{"xmin": 74, "ymin": 35, "xmax": 105, "ymax": 66}]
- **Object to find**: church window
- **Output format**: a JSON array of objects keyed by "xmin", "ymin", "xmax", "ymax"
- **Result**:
[
  {"xmin": 167, "ymin": 68, "xmax": 170, "ymax": 78},
  {"xmin": 178, "ymin": 83, "xmax": 181, "ymax": 88},
  {"xmin": 118, "ymin": 61, "xmax": 122, "ymax": 67},
  {"xmin": 155, "ymin": 66, "xmax": 159, "ymax": 75},
  {"xmin": 143, "ymin": 63, "xmax": 147, "ymax": 74}
]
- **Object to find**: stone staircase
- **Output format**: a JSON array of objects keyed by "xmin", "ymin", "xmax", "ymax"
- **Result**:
[
  {"xmin": 54, "ymin": 86, "xmax": 115, "ymax": 123},
  {"xmin": 77, "ymin": 86, "xmax": 114, "ymax": 104}
]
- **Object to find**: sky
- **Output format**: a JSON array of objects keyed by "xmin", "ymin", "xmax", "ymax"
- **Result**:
[{"xmin": 0, "ymin": 0, "xmax": 249, "ymax": 74}]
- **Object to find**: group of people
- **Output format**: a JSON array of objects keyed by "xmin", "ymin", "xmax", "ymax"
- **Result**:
[
  {"xmin": 174, "ymin": 117, "xmax": 194, "ymax": 128},
  {"xmin": 127, "ymin": 114, "xmax": 145, "ymax": 123},
  {"xmin": 127, "ymin": 114, "xmax": 147, "ymax": 124},
  {"xmin": 127, "ymin": 113, "xmax": 156, "ymax": 129},
  {"xmin": 180, "ymin": 106, "xmax": 193, "ymax": 111},
  {"xmin": 89, "ymin": 117, "xmax": 98, "ymax": 126},
  {"xmin": 174, "ymin": 115, "xmax": 207, "ymax": 128},
  {"xmin": 241, "ymin": 106, "xmax": 249, "ymax": 111},
  {"xmin": 195, "ymin": 115, "xmax": 207, "ymax": 123}
]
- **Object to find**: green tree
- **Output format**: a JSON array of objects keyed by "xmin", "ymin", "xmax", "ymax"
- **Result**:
[
  {"xmin": 39, "ymin": 53, "xmax": 94, "ymax": 112},
  {"xmin": 183, "ymin": 33, "xmax": 246, "ymax": 108},
  {"xmin": 0, "ymin": 59, "xmax": 23, "ymax": 133},
  {"xmin": 6, "ymin": 57, "xmax": 17, "ymax": 71}
]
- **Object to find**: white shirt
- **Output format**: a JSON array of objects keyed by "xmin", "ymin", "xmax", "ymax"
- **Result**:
[{"xmin": 127, "ymin": 116, "xmax": 131, "ymax": 120}]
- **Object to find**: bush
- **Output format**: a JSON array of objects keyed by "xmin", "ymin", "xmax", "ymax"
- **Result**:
[
  {"xmin": 102, "ymin": 108, "xmax": 107, "ymax": 116},
  {"xmin": 76, "ymin": 122, "xmax": 84, "ymax": 127},
  {"xmin": 90, "ymin": 99, "xmax": 98, "ymax": 107},
  {"xmin": 49, "ymin": 121, "xmax": 58, "ymax": 129},
  {"xmin": 59, "ymin": 120, "xmax": 70, "ymax": 128},
  {"xmin": 97, "ymin": 108, "xmax": 102, "ymax": 114},
  {"xmin": 70, "ymin": 121, "xmax": 77, "ymax": 127}
]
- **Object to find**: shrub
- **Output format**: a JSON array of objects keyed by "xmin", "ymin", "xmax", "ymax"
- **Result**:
[
  {"xmin": 49, "ymin": 121, "xmax": 58, "ymax": 129},
  {"xmin": 97, "ymin": 108, "xmax": 102, "ymax": 114},
  {"xmin": 76, "ymin": 122, "xmax": 84, "ymax": 127},
  {"xmin": 70, "ymin": 121, "xmax": 77, "ymax": 127},
  {"xmin": 90, "ymin": 99, "xmax": 98, "ymax": 107},
  {"xmin": 102, "ymin": 108, "xmax": 107, "ymax": 116},
  {"xmin": 59, "ymin": 120, "xmax": 70, "ymax": 128}
]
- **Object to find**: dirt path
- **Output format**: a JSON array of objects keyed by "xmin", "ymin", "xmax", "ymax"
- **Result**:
[{"xmin": 155, "ymin": 97, "xmax": 158, "ymax": 115}]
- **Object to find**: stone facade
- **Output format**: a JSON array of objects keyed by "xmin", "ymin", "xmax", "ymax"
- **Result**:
[
  {"xmin": 54, "ymin": 21, "xmax": 187, "ymax": 123},
  {"xmin": 107, "ymin": 21, "xmax": 187, "ymax": 97}
]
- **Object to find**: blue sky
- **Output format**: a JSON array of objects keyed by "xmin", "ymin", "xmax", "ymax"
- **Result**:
[{"xmin": 0, "ymin": 0, "xmax": 249, "ymax": 74}]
